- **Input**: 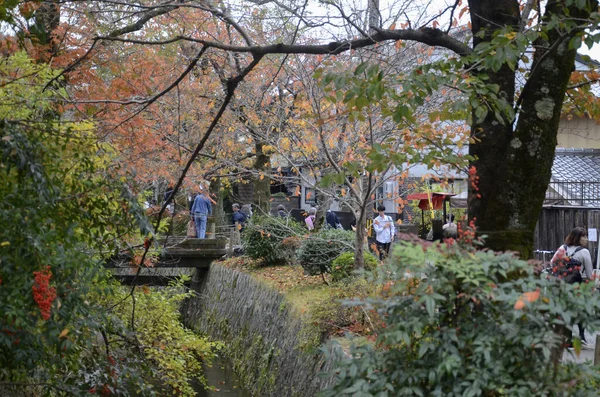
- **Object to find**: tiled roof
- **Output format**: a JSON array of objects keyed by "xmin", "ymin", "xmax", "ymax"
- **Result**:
[
  {"xmin": 551, "ymin": 148, "xmax": 600, "ymax": 181},
  {"xmin": 548, "ymin": 149, "xmax": 600, "ymax": 206}
]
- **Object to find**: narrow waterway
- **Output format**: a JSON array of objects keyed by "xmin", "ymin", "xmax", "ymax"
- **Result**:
[{"xmin": 192, "ymin": 358, "xmax": 250, "ymax": 397}]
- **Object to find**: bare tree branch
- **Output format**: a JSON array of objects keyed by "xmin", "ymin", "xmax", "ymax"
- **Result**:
[
  {"xmin": 107, "ymin": 5, "xmax": 177, "ymax": 38},
  {"xmin": 94, "ymin": 26, "xmax": 472, "ymax": 56},
  {"xmin": 445, "ymin": 0, "xmax": 461, "ymax": 34},
  {"xmin": 320, "ymin": 0, "xmax": 369, "ymax": 37}
]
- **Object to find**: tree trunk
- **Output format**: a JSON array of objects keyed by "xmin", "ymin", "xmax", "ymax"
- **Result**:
[
  {"xmin": 210, "ymin": 178, "xmax": 223, "ymax": 228},
  {"xmin": 354, "ymin": 211, "xmax": 367, "ymax": 270},
  {"xmin": 467, "ymin": 0, "xmax": 596, "ymax": 258},
  {"xmin": 253, "ymin": 142, "xmax": 271, "ymax": 215},
  {"xmin": 367, "ymin": 0, "xmax": 380, "ymax": 35}
]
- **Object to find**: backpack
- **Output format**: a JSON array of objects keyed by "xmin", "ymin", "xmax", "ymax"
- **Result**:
[{"xmin": 552, "ymin": 245, "xmax": 584, "ymax": 284}]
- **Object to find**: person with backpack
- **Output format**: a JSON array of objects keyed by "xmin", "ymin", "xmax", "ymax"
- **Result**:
[
  {"xmin": 550, "ymin": 227, "xmax": 593, "ymax": 347},
  {"xmin": 373, "ymin": 205, "xmax": 395, "ymax": 260}
]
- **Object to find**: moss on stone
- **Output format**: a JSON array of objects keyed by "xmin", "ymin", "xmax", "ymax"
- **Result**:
[{"xmin": 181, "ymin": 263, "xmax": 340, "ymax": 396}]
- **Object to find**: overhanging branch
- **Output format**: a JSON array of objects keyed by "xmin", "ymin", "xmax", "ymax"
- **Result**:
[{"xmin": 95, "ymin": 26, "xmax": 472, "ymax": 57}]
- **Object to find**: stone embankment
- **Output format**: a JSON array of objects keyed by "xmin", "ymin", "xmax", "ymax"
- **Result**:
[{"xmin": 181, "ymin": 264, "xmax": 338, "ymax": 397}]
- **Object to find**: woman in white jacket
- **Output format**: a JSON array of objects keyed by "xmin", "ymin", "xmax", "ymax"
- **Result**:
[
  {"xmin": 551, "ymin": 227, "xmax": 593, "ymax": 347},
  {"xmin": 551, "ymin": 227, "xmax": 593, "ymax": 282}
]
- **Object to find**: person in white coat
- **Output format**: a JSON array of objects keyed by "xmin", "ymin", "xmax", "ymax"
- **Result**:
[
  {"xmin": 373, "ymin": 205, "xmax": 395, "ymax": 260},
  {"xmin": 551, "ymin": 227, "xmax": 593, "ymax": 348}
]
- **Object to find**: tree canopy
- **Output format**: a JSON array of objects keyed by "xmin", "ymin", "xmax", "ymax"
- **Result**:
[{"xmin": 1, "ymin": 0, "xmax": 591, "ymax": 256}]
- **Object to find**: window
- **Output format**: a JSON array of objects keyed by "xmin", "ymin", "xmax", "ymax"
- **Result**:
[{"xmin": 305, "ymin": 187, "xmax": 316, "ymax": 204}]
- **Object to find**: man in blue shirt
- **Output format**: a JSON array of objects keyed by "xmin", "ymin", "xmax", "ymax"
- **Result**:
[{"xmin": 190, "ymin": 186, "xmax": 212, "ymax": 238}]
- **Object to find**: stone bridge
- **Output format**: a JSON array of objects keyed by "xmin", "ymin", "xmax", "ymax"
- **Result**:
[{"xmin": 106, "ymin": 237, "xmax": 228, "ymax": 286}]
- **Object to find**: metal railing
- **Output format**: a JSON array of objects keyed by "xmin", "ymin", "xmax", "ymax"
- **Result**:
[
  {"xmin": 544, "ymin": 181, "xmax": 600, "ymax": 207},
  {"xmin": 533, "ymin": 249, "xmax": 554, "ymax": 264}
]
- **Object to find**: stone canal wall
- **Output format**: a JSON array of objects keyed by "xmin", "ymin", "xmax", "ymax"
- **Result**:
[{"xmin": 181, "ymin": 264, "xmax": 337, "ymax": 397}]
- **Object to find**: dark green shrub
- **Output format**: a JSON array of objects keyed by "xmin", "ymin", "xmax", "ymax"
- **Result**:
[
  {"xmin": 297, "ymin": 229, "xmax": 355, "ymax": 276},
  {"xmin": 330, "ymin": 251, "xmax": 378, "ymax": 282},
  {"xmin": 323, "ymin": 240, "xmax": 600, "ymax": 396},
  {"xmin": 242, "ymin": 215, "xmax": 305, "ymax": 265},
  {"xmin": 281, "ymin": 235, "xmax": 302, "ymax": 265}
]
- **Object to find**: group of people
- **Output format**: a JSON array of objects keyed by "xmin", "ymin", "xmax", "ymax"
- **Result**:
[
  {"xmin": 303, "ymin": 204, "xmax": 397, "ymax": 260},
  {"xmin": 189, "ymin": 184, "xmax": 251, "ymax": 239},
  {"xmin": 304, "ymin": 207, "xmax": 345, "ymax": 231}
]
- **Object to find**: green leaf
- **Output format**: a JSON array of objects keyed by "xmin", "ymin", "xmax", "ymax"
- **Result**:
[
  {"xmin": 569, "ymin": 35, "xmax": 583, "ymax": 50},
  {"xmin": 354, "ymin": 62, "xmax": 369, "ymax": 76}
]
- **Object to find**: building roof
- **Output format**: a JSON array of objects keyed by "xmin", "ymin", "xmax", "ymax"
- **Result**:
[
  {"xmin": 551, "ymin": 148, "xmax": 600, "ymax": 182},
  {"xmin": 548, "ymin": 148, "xmax": 600, "ymax": 206}
]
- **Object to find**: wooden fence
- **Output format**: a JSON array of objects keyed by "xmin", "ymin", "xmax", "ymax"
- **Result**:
[{"xmin": 534, "ymin": 205, "xmax": 600, "ymax": 263}]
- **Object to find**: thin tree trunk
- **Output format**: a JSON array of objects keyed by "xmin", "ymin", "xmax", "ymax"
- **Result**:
[
  {"xmin": 253, "ymin": 142, "xmax": 271, "ymax": 215},
  {"xmin": 354, "ymin": 215, "xmax": 366, "ymax": 269}
]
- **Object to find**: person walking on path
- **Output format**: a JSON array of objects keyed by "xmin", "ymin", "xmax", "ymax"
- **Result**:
[
  {"xmin": 551, "ymin": 227, "xmax": 593, "ymax": 348},
  {"xmin": 373, "ymin": 205, "xmax": 395, "ymax": 260},
  {"xmin": 190, "ymin": 185, "xmax": 212, "ymax": 239}
]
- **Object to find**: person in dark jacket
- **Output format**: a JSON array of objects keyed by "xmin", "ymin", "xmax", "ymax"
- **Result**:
[
  {"xmin": 325, "ymin": 210, "xmax": 341, "ymax": 229},
  {"xmin": 232, "ymin": 203, "xmax": 247, "ymax": 231},
  {"xmin": 277, "ymin": 204, "xmax": 288, "ymax": 217}
]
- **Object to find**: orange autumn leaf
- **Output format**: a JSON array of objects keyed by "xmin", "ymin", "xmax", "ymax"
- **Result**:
[
  {"xmin": 514, "ymin": 289, "xmax": 540, "ymax": 310},
  {"xmin": 523, "ymin": 289, "xmax": 540, "ymax": 303},
  {"xmin": 514, "ymin": 299, "xmax": 526, "ymax": 310},
  {"xmin": 59, "ymin": 328, "xmax": 69, "ymax": 339}
]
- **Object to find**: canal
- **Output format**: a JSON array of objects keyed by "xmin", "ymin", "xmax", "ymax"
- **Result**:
[{"xmin": 193, "ymin": 358, "xmax": 250, "ymax": 397}]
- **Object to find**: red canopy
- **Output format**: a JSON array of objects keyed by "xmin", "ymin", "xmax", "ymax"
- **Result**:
[{"xmin": 406, "ymin": 192, "xmax": 456, "ymax": 210}]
